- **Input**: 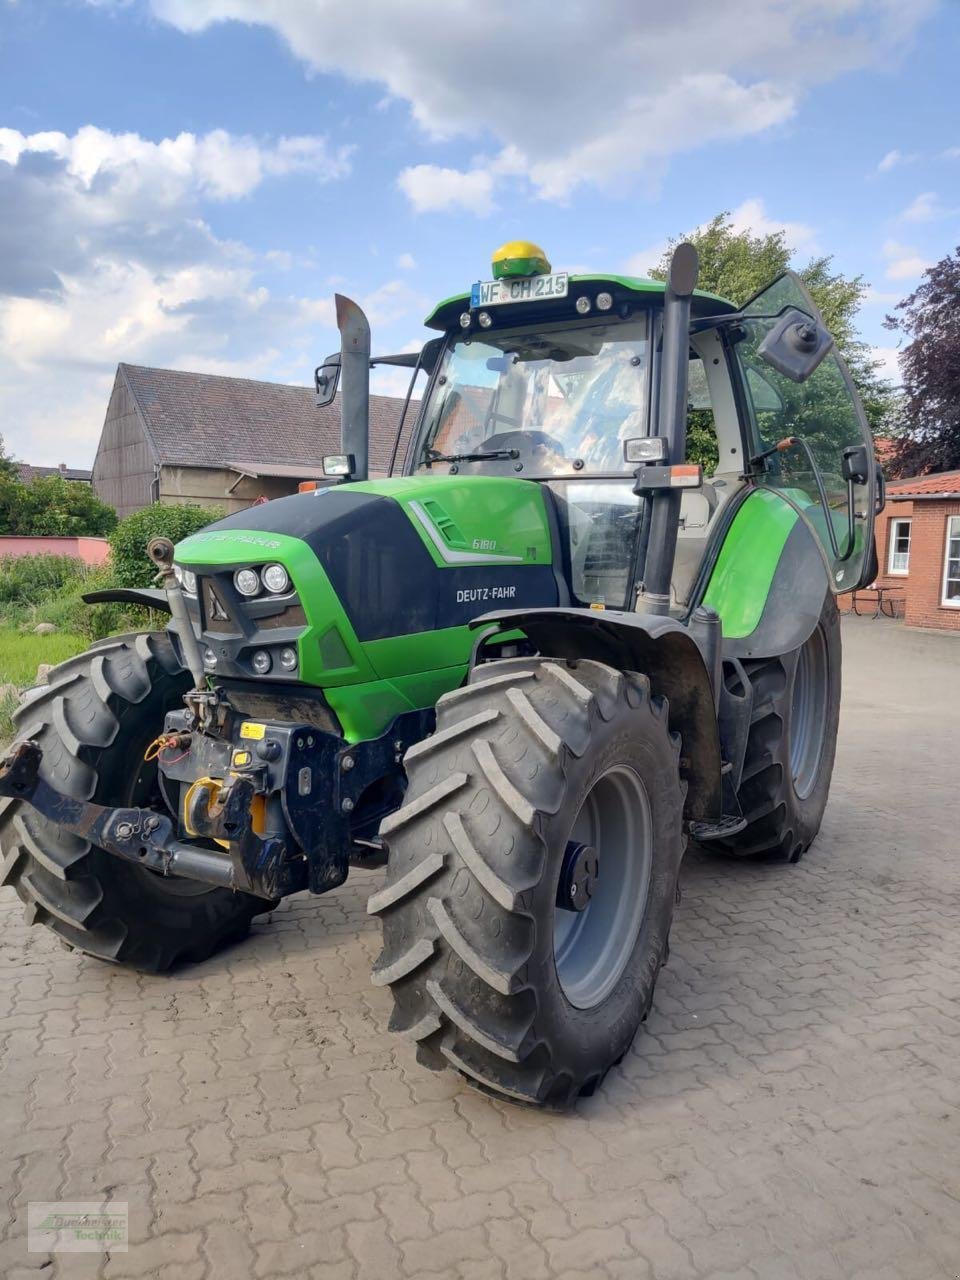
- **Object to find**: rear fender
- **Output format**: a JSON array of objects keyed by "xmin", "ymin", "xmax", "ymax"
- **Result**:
[{"xmin": 470, "ymin": 607, "xmax": 722, "ymax": 822}]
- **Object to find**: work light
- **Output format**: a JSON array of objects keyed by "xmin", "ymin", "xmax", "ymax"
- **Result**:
[
  {"xmin": 262, "ymin": 564, "xmax": 290, "ymax": 594},
  {"xmin": 234, "ymin": 568, "xmax": 260, "ymax": 597}
]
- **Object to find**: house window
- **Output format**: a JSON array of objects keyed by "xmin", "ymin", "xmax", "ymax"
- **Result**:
[
  {"xmin": 942, "ymin": 516, "xmax": 960, "ymax": 607},
  {"xmin": 888, "ymin": 518, "xmax": 911, "ymax": 575}
]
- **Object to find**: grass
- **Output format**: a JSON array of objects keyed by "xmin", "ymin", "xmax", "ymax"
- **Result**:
[
  {"xmin": 0, "ymin": 628, "xmax": 87, "ymax": 686},
  {"xmin": 0, "ymin": 628, "xmax": 87, "ymax": 742}
]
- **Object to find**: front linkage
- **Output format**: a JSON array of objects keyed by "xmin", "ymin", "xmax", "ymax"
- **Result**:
[
  {"xmin": 0, "ymin": 739, "xmax": 293, "ymax": 898},
  {"xmin": 0, "ymin": 697, "xmax": 431, "ymax": 901}
]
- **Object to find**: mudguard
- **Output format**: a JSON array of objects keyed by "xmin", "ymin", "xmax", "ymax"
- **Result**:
[
  {"xmin": 470, "ymin": 606, "xmax": 723, "ymax": 822},
  {"xmin": 82, "ymin": 587, "xmax": 172, "ymax": 612},
  {"xmin": 697, "ymin": 488, "xmax": 829, "ymax": 661}
]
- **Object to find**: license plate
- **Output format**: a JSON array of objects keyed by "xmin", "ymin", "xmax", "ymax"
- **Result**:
[{"xmin": 471, "ymin": 272, "xmax": 569, "ymax": 308}]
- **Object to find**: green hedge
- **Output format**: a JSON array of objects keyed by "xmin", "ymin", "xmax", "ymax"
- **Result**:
[{"xmin": 109, "ymin": 503, "xmax": 222, "ymax": 588}]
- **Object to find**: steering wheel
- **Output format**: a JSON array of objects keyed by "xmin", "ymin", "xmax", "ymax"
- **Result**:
[{"xmin": 479, "ymin": 429, "xmax": 567, "ymax": 457}]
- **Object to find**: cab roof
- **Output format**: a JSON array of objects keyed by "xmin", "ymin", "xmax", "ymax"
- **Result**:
[{"xmin": 424, "ymin": 273, "xmax": 737, "ymax": 331}]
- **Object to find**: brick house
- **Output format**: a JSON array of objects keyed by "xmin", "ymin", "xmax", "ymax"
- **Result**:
[{"xmin": 841, "ymin": 469, "xmax": 960, "ymax": 631}]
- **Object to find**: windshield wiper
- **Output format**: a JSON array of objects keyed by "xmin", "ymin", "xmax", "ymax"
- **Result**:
[{"xmin": 425, "ymin": 448, "xmax": 520, "ymax": 465}]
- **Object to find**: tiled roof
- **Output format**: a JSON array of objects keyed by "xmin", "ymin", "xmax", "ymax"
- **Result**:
[
  {"xmin": 17, "ymin": 463, "xmax": 93, "ymax": 483},
  {"xmin": 120, "ymin": 363, "xmax": 416, "ymax": 476},
  {"xmin": 888, "ymin": 469, "xmax": 960, "ymax": 498}
]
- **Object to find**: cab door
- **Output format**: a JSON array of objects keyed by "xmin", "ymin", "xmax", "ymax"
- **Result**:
[{"xmin": 731, "ymin": 273, "xmax": 878, "ymax": 593}]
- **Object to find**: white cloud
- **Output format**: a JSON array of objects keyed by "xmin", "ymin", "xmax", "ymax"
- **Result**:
[
  {"xmin": 0, "ymin": 122, "xmax": 367, "ymax": 462},
  {"xmin": 396, "ymin": 252, "xmax": 417, "ymax": 271},
  {"xmin": 145, "ymin": 0, "xmax": 935, "ymax": 206},
  {"xmin": 942, "ymin": 146, "xmax": 960, "ymax": 159},
  {"xmin": 870, "ymin": 345, "xmax": 903, "ymax": 385},
  {"xmin": 877, "ymin": 148, "xmax": 919, "ymax": 172},
  {"xmin": 899, "ymin": 190, "xmax": 955, "ymax": 222},
  {"xmin": 862, "ymin": 285, "xmax": 902, "ymax": 305},
  {"xmin": 726, "ymin": 198, "xmax": 818, "ymax": 254},
  {"xmin": 624, "ymin": 239, "xmax": 672, "ymax": 279},
  {"xmin": 396, "ymin": 164, "xmax": 495, "ymax": 215},
  {"xmin": 0, "ymin": 125, "xmax": 351, "ymax": 209},
  {"xmin": 264, "ymin": 249, "xmax": 294, "ymax": 270},
  {"xmin": 882, "ymin": 238, "xmax": 930, "ymax": 281}
]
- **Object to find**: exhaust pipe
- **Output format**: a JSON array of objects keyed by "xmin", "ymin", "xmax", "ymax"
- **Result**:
[
  {"xmin": 335, "ymin": 294, "xmax": 371, "ymax": 482},
  {"xmin": 637, "ymin": 242, "xmax": 699, "ymax": 615}
]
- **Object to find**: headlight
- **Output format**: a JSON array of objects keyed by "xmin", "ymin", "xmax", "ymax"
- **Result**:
[
  {"xmin": 251, "ymin": 650, "xmax": 272, "ymax": 675},
  {"xmin": 234, "ymin": 568, "xmax": 261, "ymax": 597},
  {"xmin": 279, "ymin": 646, "xmax": 298, "ymax": 671},
  {"xmin": 174, "ymin": 565, "xmax": 197, "ymax": 594},
  {"xmin": 262, "ymin": 563, "xmax": 290, "ymax": 594}
]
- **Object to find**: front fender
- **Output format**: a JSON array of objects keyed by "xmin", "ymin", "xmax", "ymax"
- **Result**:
[
  {"xmin": 82, "ymin": 588, "xmax": 171, "ymax": 613},
  {"xmin": 470, "ymin": 607, "xmax": 722, "ymax": 822}
]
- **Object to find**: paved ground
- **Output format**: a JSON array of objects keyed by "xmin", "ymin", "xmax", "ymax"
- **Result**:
[{"xmin": 1, "ymin": 615, "xmax": 959, "ymax": 1280}]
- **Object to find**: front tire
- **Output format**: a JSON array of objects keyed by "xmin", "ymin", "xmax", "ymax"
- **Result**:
[
  {"xmin": 370, "ymin": 659, "xmax": 686, "ymax": 1107},
  {"xmin": 0, "ymin": 633, "xmax": 275, "ymax": 971}
]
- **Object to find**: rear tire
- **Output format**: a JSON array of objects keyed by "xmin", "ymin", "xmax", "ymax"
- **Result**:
[
  {"xmin": 0, "ymin": 632, "xmax": 275, "ymax": 971},
  {"xmin": 713, "ymin": 595, "xmax": 841, "ymax": 862},
  {"xmin": 370, "ymin": 658, "xmax": 686, "ymax": 1107}
]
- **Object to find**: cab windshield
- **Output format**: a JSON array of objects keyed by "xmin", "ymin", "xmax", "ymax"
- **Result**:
[{"xmin": 413, "ymin": 316, "xmax": 650, "ymax": 478}]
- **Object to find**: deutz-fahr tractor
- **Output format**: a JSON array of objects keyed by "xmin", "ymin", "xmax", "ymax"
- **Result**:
[{"xmin": 0, "ymin": 240, "xmax": 881, "ymax": 1106}]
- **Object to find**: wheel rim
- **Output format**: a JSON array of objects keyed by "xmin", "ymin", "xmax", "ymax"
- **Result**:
[
  {"xmin": 553, "ymin": 765, "xmax": 653, "ymax": 1010},
  {"xmin": 789, "ymin": 626, "xmax": 829, "ymax": 800}
]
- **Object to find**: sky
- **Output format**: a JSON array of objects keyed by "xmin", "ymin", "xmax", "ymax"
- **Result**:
[{"xmin": 0, "ymin": 0, "xmax": 958, "ymax": 467}]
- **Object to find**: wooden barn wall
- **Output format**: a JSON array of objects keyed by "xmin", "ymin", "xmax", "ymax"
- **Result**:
[{"xmin": 91, "ymin": 376, "xmax": 155, "ymax": 518}]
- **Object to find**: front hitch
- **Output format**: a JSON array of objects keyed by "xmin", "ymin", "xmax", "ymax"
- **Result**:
[{"xmin": 0, "ymin": 740, "xmax": 295, "ymax": 899}]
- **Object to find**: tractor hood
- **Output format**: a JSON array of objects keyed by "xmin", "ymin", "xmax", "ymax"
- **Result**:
[{"xmin": 173, "ymin": 475, "xmax": 562, "ymax": 741}]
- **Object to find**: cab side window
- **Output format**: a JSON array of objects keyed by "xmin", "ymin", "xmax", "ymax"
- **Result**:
[
  {"xmin": 686, "ymin": 354, "xmax": 718, "ymax": 476},
  {"xmin": 732, "ymin": 271, "xmax": 876, "ymax": 592}
]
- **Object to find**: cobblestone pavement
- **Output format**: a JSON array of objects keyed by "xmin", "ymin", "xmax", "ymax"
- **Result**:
[{"xmin": 1, "ymin": 615, "xmax": 959, "ymax": 1280}]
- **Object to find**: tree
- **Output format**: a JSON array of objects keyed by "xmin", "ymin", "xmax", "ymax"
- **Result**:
[
  {"xmin": 883, "ymin": 245, "xmax": 960, "ymax": 477},
  {"xmin": 648, "ymin": 213, "xmax": 899, "ymax": 444},
  {"xmin": 0, "ymin": 435, "xmax": 18, "ymax": 481},
  {"xmin": 0, "ymin": 473, "xmax": 117, "ymax": 537}
]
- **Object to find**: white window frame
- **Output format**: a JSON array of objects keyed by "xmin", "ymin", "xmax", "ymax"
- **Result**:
[
  {"xmin": 887, "ymin": 517, "xmax": 912, "ymax": 575},
  {"xmin": 941, "ymin": 515, "xmax": 960, "ymax": 608}
]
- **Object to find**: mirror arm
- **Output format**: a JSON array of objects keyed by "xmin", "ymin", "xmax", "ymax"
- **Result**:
[
  {"xmin": 387, "ymin": 345, "xmax": 427, "ymax": 476},
  {"xmin": 690, "ymin": 305, "xmax": 814, "ymax": 334}
]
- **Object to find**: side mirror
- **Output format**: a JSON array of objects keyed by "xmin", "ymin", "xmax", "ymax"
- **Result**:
[
  {"xmin": 314, "ymin": 353, "xmax": 341, "ymax": 408},
  {"xmin": 841, "ymin": 443, "xmax": 870, "ymax": 485},
  {"xmin": 758, "ymin": 307, "xmax": 833, "ymax": 383}
]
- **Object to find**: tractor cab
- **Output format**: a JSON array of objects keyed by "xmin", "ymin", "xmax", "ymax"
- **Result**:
[{"xmin": 385, "ymin": 239, "xmax": 878, "ymax": 615}]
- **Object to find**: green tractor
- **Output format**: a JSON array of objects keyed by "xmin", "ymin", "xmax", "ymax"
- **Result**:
[{"xmin": 0, "ymin": 239, "xmax": 881, "ymax": 1107}]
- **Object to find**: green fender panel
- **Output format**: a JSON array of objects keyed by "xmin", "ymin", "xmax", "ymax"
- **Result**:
[
  {"xmin": 702, "ymin": 489, "xmax": 797, "ymax": 639},
  {"xmin": 703, "ymin": 488, "xmax": 828, "ymax": 658}
]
